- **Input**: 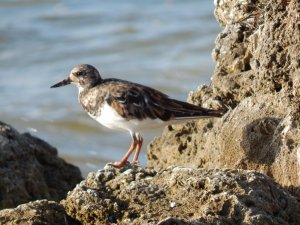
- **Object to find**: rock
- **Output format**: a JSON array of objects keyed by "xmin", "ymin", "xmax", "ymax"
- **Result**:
[
  {"xmin": 0, "ymin": 200, "xmax": 68, "ymax": 225},
  {"xmin": 0, "ymin": 121, "xmax": 83, "ymax": 209},
  {"xmin": 62, "ymin": 164, "xmax": 300, "ymax": 225},
  {"xmin": 148, "ymin": 0, "xmax": 300, "ymax": 198}
]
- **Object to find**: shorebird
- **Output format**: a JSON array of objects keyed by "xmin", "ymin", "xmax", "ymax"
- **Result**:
[{"xmin": 51, "ymin": 64, "xmax": 223, "ymax": 168}]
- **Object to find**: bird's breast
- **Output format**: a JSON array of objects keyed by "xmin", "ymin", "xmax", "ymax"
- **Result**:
[{"xmin": 92, "ymin": 101, "xmax": 128, "ymax": 130}]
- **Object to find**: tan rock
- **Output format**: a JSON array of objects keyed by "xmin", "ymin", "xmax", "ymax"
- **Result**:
[
  {"xmin": 0, "ymin": 200, "xmax": 66, "ymax": 225},
  {"xmin": 148, "ymin": 0, "xmax": 300, "ymax": 198}
]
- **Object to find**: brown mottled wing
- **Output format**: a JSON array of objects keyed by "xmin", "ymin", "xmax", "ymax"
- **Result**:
[{"xmin": 105, "ymin": 79, "xmax": 223, "ymax": 121}]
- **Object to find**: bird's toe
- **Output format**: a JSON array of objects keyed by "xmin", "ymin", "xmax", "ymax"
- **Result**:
[{"xmin": 112, "ymin": 160, "xmax": 130, "ymax": 168}]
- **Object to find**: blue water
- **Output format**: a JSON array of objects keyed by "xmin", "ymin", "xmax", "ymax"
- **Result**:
[{"xmin": 0, "ymin": 0, "xmax": 220, "ymax": 176}]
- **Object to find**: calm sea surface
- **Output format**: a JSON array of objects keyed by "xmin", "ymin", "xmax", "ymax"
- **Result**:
[{"xmin": 0, "ymin": 0, "xmax": 220, "ymax": 176}]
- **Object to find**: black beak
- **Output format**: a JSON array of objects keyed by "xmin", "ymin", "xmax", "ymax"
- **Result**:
[{"xmin": 50, "ymin": 77, "xmax": 71, "ymax": 88}]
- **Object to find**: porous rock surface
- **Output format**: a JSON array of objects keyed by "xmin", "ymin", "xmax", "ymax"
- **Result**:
[
  {"xmin": 0, "ymin": 121, "xmax": 82, "ymax": 209},
  {"xmin": 148, "ymin": 0, "xmax": 300, "ymax": 197},
  {"xmin": 62, "ymin": 165, "xmax": 300, "ymax": 225},
  {"xmin": 0, "ymin": 200, "xmax": 67, "ymax": 225}
]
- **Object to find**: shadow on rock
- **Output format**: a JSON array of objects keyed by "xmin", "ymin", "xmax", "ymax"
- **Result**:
[{"xmin": 241, "ymin": 117, "xmax": 282, "ymax": 164}]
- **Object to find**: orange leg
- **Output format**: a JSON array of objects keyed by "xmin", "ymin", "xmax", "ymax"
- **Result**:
[
  {"xmin": 132, "ymin": 134, "xmax": 143, "ymax": 165},
  {"xmin": 112, "ymin": 135, "xmax": 137, "ymax": 168}
]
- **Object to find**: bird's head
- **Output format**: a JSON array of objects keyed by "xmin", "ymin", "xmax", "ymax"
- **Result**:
[{"xmin": 51, "ymin": 64, "xmax": 102, "ymax": 90}]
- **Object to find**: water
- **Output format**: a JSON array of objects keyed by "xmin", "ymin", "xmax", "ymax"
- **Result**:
[{"xmin": 0, "ymin": 0, "xmax": 220, "ymax": 176}]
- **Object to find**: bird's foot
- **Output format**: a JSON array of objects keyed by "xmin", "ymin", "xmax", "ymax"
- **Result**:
[
  {"xmin": 112, "ymin": 160, "xmax": 130, "ymax": 168},
  {"xmin": 132, "ymin": 160, "xmax": 140, "ymax": 167}
]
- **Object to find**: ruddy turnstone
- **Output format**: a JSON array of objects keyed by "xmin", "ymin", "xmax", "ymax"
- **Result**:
[{"xmin": 51, "ymin": 64, "xmax": 224, "ymax": 168}]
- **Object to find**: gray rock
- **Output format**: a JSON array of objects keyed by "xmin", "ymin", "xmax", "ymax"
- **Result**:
[{"xmin": 0, "ymin": 121, "xmax": 82, "ymax": 209}]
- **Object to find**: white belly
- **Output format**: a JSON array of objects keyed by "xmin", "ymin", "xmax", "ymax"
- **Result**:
[{"xmin": 88, "ymin": 102, "xmax": 167, "ymax": 133}]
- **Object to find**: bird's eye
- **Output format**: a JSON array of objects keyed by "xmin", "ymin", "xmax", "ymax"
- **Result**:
[{"xmin": 76, "ymin": 71, "xmax": 84, "ymax": 76}]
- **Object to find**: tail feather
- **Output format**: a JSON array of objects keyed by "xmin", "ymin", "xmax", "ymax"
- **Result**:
[
  {"xmin": 163, "ymin": 98, "xmax": 225, "ymax": 120},
  {"xmin": 173, "ymin": 108, "xmax": 224, "ymax": 120}
]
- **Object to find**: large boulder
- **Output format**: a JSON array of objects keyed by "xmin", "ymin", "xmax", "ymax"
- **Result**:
[
  {"xmin": 0, "ymin": 121, "xmax": 83, "ymax": 209},
  {"xmin": 1, "ymin": 164, "xmax": 299, "ymax": 224},
  {"xmin": 62, "ymin": 165, "xmax": 300, "ymax": 225},
  {"xmin": 148, "ymin": 0, "xmax": 300, "ymax": 198}
]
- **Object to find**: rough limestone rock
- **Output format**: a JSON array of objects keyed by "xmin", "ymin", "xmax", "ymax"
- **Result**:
[
  {"xmin": 62, "ymin": 165, "xmax": 300, "ymax": 225},
  {"xmin": 0, "ymin": 121, "xmax": 83, "ymax": 209},
  {"xmin": 148, "ymin": 0, "xmax": 300, "ymax": 197},
  {"xmin": 0, "ymin": 200, "xmax": 67, "ymax": 225}
]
